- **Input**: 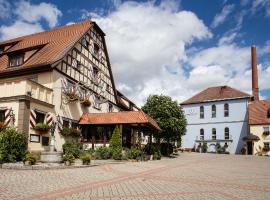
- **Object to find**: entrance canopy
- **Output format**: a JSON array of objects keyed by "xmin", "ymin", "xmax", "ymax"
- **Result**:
[
  {"xmin": 243, "ymin": 134, "xmax": 260, "ymax": 141},
  {"xmin": 79, "ymin": 111, "xmax": 161, "ymax": 131}
]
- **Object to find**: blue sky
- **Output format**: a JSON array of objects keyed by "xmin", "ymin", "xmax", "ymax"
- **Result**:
[{"xmin": 0, "ymin": 0, "xmax": 269, "ymax": 105}]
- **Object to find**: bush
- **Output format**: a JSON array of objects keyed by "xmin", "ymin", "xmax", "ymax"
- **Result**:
[
  {"xmin": 61, "ymin": 127, "xmax": 81, "ymax": 137},
  {"xmin": 109, "ymin": 127, "xmax": 122, "ymax": 149},
  {"xmin": 34, "ymin": 123, "xmax": 51, "ymax": 132},
  {"xmin": 111, "ymin": 147, "xmax": 122, "ymax": 160},
  {"xmin": 160, "ymin": 143, "xmax": 173, "ymax": 156},
  {"xmin": 126, "ymin": 147, "xmax": 140, "ymax": 159},
  {"xmin": 63, "ymin": 154, "xmax": 75, "ymax": 163},
  {"xmin": 0, "ymin": 127, "xmax": 28, "ymax": 163},
  {"xmin": 80, "ymin": 153, "xmax": 91, "ymax": 164},
  {"xmin": 25, "ymin": 152, "xmax": 38, "ymax": 165},
  {"xmin": 216, "ymin": 142, "xmax": 222, "ymax": 154},
  {"xmin": 95, "ymin": 146, "xmax": 112, "ymax": 159},
  {"xmin": 62, "ymin": 140, "xmax": 83, "ymax": 158},
  {"xmin": 144, "ymin": 143, "xmax": 161, "ymax": 155},
  {"xmin": 202, "ymin": 142, "xmax": 208, "ymax": 153}
]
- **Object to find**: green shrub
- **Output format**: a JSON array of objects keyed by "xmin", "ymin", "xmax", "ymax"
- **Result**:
[
  {"xmin": 111, "ymin": 147, "xmax": 122, "ymax": 160},
  {"xmin": 0, "ymin": 127, "xmax": 28, "ymax": 162},
  {"xmin": 144, "ymin": 143, "xmax": 161, "ymax": 156},
  {"xmin": 95, "ymin": 146, "xmax": 111, "ymax": 159},
  {"xmin": 215, "ymin": 142, "xmax": 222, "ymax": 154},
  {"xmin": 61, "ymin": 127, "xmax": 81, "ymax": 137},
  {"xmin": 126, "ymin": 147, "xmax": 140, "ymax": 159},
  {"xmin": 160, "ymin": 143, "xmax": 173, "ymax": 156},
  {"xmin": 62, "ymin": 140, "xmax": 83, "ymax": 158},
  {"xmin": 63, "ymin": 154, "xmax": 75, "ymax": 163},
  {"xmin": 34, "ymin": 123, "xmax": 51, "ymax": 132},
  {"xmin": 202, "ymin": 142, "xmax": 208, "ymax": 153},
  {"xmin": 80, "ymin": 153, "xmax": 91, "ymax": 164},
  {"xmin": 109, "ymin": 127, "xmax": 122, "ymax": 149},
  {"xmin": 25, "ymin": 152, "xmax": 38, "ymax": 165}
]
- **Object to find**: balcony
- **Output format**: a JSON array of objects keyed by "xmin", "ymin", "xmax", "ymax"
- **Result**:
[
  {"xmin": 195, "ymin": 135, "xmax": 233, "ymax": 142},
  {"xmin": 0, "ymin": 79, "xmax": 53, "ymax": 104}
]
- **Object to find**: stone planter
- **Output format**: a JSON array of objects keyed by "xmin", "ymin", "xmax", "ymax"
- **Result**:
[{"xmin": 40, "ymin": 151, "xmax": 63, "ymax": 163}]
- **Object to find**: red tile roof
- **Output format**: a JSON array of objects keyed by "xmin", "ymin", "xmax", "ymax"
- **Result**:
[
  {"xmin": 249, "ymin": 100, "xmax": 270, "ymax": 125},
  {"xmin": 79, "ymin": 111, "xmax": 161, "ymax": 130},
  {"xmin": 181, "ymin": 86, "xmax": 251, "ymax": 105},
  {"xmin": 0, "ymin": 20, "xmax": 92, "ymax": 74}
]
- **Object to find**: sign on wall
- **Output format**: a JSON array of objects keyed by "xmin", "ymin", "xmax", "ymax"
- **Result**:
[{"xmin": 185, "ymin": 109, "xmax": 197, "ymax": 116}]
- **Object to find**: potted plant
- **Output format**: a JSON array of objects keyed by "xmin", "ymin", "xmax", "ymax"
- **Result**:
[
  {"xmin": 63, "ymin": 154, "xmax": 75, "ymax": 166},
  {"xmin": 34, "ymin": 123, "xmax": 51, "ymax": 133},
  {"xmin": 61, "ymin": 127, "xmax": 81, "ymax": 137},
  {"xmin": 80, "ymin": 153, "xmax": 91, "ymax": 165},
  {"xmin": 24, "ymin": 152, "xmax": 38, "ymax": 165},
  {"xmin": 81, "ymin": 99, "xmax": 91, "ymax": 107},
  {"xmin": 63, "ymin": 91, "xmax": 79, "ymax": 102}
]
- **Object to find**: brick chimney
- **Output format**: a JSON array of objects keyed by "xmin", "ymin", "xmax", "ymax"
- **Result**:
[{"xmin": 251, "ymin": 45, "xmax": 259, "ymax": 101}]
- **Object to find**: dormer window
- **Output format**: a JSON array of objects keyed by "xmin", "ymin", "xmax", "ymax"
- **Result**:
[
  {"xmin": 93, "ymin": 43, "xmax": 99, "ymax": 56},
  {"xmin": 9, "ymin": 54, "xmax": 24, "ymax": 67}
]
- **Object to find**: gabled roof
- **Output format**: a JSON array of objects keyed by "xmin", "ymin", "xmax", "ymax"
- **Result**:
[
  {"xmin": 181, "ymin": 86, "xmax": 251, "ymax": 105},
  {"xmin": 249, "ymin": 100, "xmax": 270, "ymax": 125},
  {"xmin": 0, "ymin": 20, "xmax": 93, "ymax": 74},
  {"xmin": 79, "ymin": 111, "xmax": 161, "ymax": 130}
]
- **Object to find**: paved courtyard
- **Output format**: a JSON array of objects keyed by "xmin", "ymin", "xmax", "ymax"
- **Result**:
[{"xmin": 1, "ymin": 153, "xmax": 270, "ymax": 200}]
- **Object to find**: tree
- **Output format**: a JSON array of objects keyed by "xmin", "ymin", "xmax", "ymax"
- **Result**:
[
  {"xmin": 142, "ymin": 95, "xmax": 186, "ymax": 145},
  {"xmin": 109, "ymin": 126, "xmax": 122, "ymax": 149}
]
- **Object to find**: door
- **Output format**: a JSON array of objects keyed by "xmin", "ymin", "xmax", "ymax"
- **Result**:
[{"xmin": 247, "ymin": 142, "xmax": 253, "ymax": 155}]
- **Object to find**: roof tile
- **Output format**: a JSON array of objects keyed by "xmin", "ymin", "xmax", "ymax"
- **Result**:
[{"xmin": 249, "ymin": 100, "xmax": 270, "ymax": 125}]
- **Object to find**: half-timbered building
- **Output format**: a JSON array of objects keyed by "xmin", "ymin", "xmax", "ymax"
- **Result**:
[{"xmin": 0, "ymin": 20, "xmax": 160, "ymax": 153}]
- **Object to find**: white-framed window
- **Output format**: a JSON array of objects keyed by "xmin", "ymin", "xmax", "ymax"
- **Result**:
[
  {"xmin": 212, "ymin": 105, "xmax": 216, "ymax": 118},
  {"xmin": 212, "ymin": 128, "xmax": 216, "ymax": 140},
  {"xmin": 224, "ymin": 127, "xmax": 230, "ymax": 140},
  {"xmin": 200, "ymin": 106, "xmax": 204, "ymax": 119},
  {"xmin": 263, "ymin": 142, "xmax": 270, "ymax": 149},
  {"xmin": 263, "ymin": 126, "xmax": 269, "ymax": 133},
  {"xmin": 200, "ymin": 129, "xmax": 204, "ymax": 140},
  {"xmin": 224, "ymin": 103, "xmax": 229, "ymax": 117}
]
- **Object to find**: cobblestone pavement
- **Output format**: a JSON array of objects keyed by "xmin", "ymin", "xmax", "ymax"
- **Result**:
[{"xmin": 1, "ymin": 153, "xmax": 270, "ymax": 200}]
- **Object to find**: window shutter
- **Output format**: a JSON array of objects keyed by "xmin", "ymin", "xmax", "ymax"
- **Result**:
[
  {"xmin": 30, "ymin": 109, "xmax": 36, "ymax": 129},
  {"xmin": 58, "ymin": 116, "xmax": 63, "ymax": 132},
  {"xmin": 4, "ymin": 107, "xmax": 12, "ymax": 126},
  {"xmin": 45, "ymin": 112, "xmax": 53, "ymax": 126}
]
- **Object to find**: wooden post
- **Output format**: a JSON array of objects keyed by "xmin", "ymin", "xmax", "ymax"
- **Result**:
[
  {"xmin": 103, "ymin": 135, "xmax": 106, "ymax": 147},
  {"xmin": 92, "ymin": 135, "xmax": 95, "ymax": 150}
]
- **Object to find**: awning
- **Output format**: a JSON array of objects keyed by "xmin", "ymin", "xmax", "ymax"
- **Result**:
[
  {"xmin": 243, "ymin": 134, "xmax": 260, "ymax": 141},
  {"xmin": 79, "ymin": 111, "xmax": 161, "ymax": 131}
]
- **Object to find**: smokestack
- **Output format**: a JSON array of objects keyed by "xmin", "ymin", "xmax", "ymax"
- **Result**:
[{"xmin": 251, "ymin": 45, "xmax": 259, "ymax": 101}]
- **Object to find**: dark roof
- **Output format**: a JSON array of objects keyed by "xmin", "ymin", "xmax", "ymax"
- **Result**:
[
  {"xmin": 79, "ymin": 111, "xmax": 161, "ymax": 130},
  {"xmin": 243, "ymin": 134, "xmax": 260, "ymax": 141},
  {"xmin": 0, "ymin": 20, "xmax": 92, "ymax": 75},
  {"xmin": 181, "ymin": 86, "xmax": 251, "ymax": 105},
  {"xmin": 249, "ymin": 100, "xmax": 270, "ymax": 125}
]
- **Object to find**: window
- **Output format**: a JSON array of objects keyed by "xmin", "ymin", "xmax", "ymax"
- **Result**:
[
  {"xmin": 224, "ymin": 103, "xmax": 229, "ymax": 117},
  {"xmin": 71, "ymin": 122, "xmax": 78, "ymax": 129},
  {"xmin": 82, "ymin": 37, "xmax": 89, "ymax": 48},
  {"xmin": 106, "ymin": 84, "xmax": 110, "ymax": 92},
  {"xmin": 200, "ymin": 106, "xmax": 204, "ymax": 119},
  {"xmin": 108, "ymin": 103, "xmax": 113, "ymax": 112},
  {"xmin": 93, "ymin": 43, "xmax": 100, "ymax": 56},
  {"xmin": 212, "ymin": 105, "xmax": 216, "ymax": 118},
  {"xmin": 212, "ymin": 128, "xmax": 216, "ymax": 140},
  {"xmin": 263, "ymin": 142, "xmax": 270, "ymax": 149},
  {"xmin": 93, "ymin": 67, "xmax": 99, "ymax": 80},
  {"xmin": 36, "ymin": 111, "xmax": 45, "ymax": 124},
  {"xmin": 9, "ymin": 54, "xmax": 24, "ymax": 67},
  {"xmin": 63, "ymin": 120, "xmax": 69, "ymax": 128},
  {"xmin": 0, "ymin": 110, "xmax": 4, "ymax": 122},
  {"xmin": 263, "ymin": 126, "xmax": 269, "ymax": 133},
  {"xmin": 268, "ymin": 109, "xmax": 270, "ymax": 118},
  {"xmin": 225, "ymin": 127, "xmax": 229, "ymax": 140},
  {"xmin": 200, "ymin": 129, "xmax": 204, "ymax": 140},
  {"xmin": 42, "ymin": 136, "xmax": 49, "ymax": 146}
]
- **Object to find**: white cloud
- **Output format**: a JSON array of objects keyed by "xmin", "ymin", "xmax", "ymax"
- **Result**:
[
  {"xmin": 0, "ymin": 21, "xmax": 44, "ymax": 40},
  {"xmin": 252, "ymin": 0, "xmax": 270, "ymax": 17},
  {"xmin": 89, "ymin": 1, "xmax": 211, "ymax": 105},
  {"xmin": 14, "ymin": 1, "xmax": 62, "ymax": 28},
  {"xmin": 0, "ymin": 0, "xmax": 10, "ymax": 19},
  {"xmin": 218, "ymin": 32, "xmax": 238, "ymax": 45},
  {"xmin": 211, "ymin": 4, "xmax": 235, "ymax": 28}
]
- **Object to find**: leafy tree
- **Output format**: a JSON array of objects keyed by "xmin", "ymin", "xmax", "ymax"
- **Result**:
[
  {"xmin": 109, "ymin": 126, "xmax": 122, "ymax": 149},
  {"xmin": 142, "ymin": 95, "xmax": 186, "ymax": 145}
]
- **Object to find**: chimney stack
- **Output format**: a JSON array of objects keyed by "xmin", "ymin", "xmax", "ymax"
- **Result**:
[{"xmin": 251, "ymin": 45, "xmax": 259, "ymax": 101}]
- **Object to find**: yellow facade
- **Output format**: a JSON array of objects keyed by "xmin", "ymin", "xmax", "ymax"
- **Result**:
[{"xmin": 250, "ymin": 125, "xmax": 270, "ymax": 155}]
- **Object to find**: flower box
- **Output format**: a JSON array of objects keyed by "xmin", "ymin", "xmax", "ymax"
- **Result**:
[
  {"xmin": 61, "ymin": 127, "xmax": 81, "ymax": 137},
  {"xmin": 34, "ymin": 123, "xmax": 51, "ymax": 133},
  {"xmin": 63, "ymin": 91, "xmax": 79, "ymax": 102}
]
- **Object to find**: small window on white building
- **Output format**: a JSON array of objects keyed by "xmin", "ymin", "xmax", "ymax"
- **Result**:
[
  {"xmin": 212, "ymin": 105, "xmax": 216, "ymax": 118},
  {"xmin": 200, "ymin": 129, "xmax": 204, "ymax": 140},
  {"xmin": 225, "ymin": 127, "xmax": 229, "ymax": 140},
  {"xmin": 263, "ymin": 142, "xmax": 270, "ymax": 149},
  {"xmin": 224, "ymin": 103, "xmax": 229, "ymax": 117},
  {"xmin": 108, "ymin": 103, "xmax": 113, "ymax": 112},
  {"xmin": 263, "ymin": 126, "xmax": 269, "ymax": 133},
  {"xmin": 0, "ymin": 110, "xmax": 5, "ymax": 123},
  {"xmin": 212, "ymin": 128, "xmax": 216, "ymax": 140},
  {"xmin": 93, "ymin": 43, "xmax": 100, "ymax": 57},
  {"xmin": 200, "ymin": 106, "xmax": 204, "ymax": 119}
]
